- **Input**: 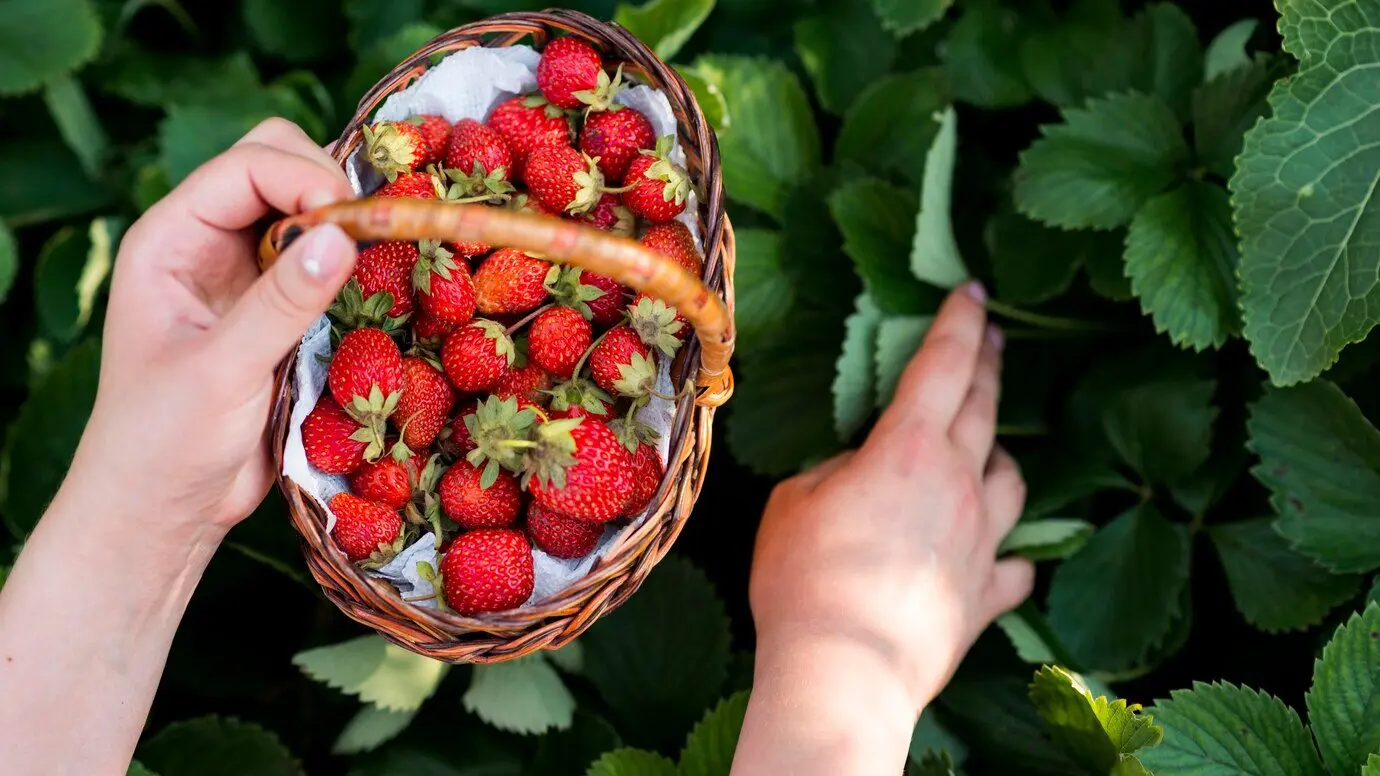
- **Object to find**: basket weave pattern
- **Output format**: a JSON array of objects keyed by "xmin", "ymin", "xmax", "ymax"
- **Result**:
[{"xmin": 261, "ymin": 9, "xmax": 735, "ymax": 663}]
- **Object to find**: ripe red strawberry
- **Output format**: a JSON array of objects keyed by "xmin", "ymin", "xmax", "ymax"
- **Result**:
[
  {"xmin": 546, "ymin": 265, "xmax": 627, "ymax": 325},
  {"xmin": 525, "ymin": 417, "xmax": 635, "ymax": 523},
  {"xmin": 363, "ymin": 120, "xmax": 434, "ymax": 181},
  {"xmin": 629, "ymin": 292, "xmax": 690, "ymax": 348},
  {"xmin": 624, "ymin": 137, "xmax": 690, "ymax": 223},
  {"xmin": 486, "ymin": 94, "xmax": 572, "ymax": 181},
  {"xmin": 441, "ymin": 320, "xmax": 516, "ymax": 392},
  {"xmin": 374, "ymin": 169, "xmax": 445, "ymax": 199},
  {"xmin": 303, "ymin": 395, "xmax": 373, "ymax": 474},
  {"xmin": 413, "ymin": 240, "xmax": 476, "ymax": 326},
  {"xmin": 640, "ymin": 221, "xmax": 703, "ymax": 275},
  {"xmin": 527, "ymin": 502, "xmax": 602, "ymax": 559},
  {"xmin": 589, "ymin": 326, "xmax": 657, "ymax": 398},
  {"xmin": 573, "ymin": 192, "xmax": 634, "ymax": 235},
  {"xmin": 329, "ymin": 328, "xmax": 405, "ymax": 430},
  {"xmin": 450, "ymin": 399, "xmax": 480, "ymax": 453},
  {"xmin": 440, "ymin": 528, "xmax": 534, "ymax": 615},
  {"xmin": 349, "ymin": 456, "xmax": 414, "ymax": 510},
  {"xmin": 536, "ymin": 37, "xmax": 605, "ymax": 110},
  {"xmin": 353, "ymin": 241, "xmax": 418, "ymax": 319},
  {"xmin": 445, "ymin": 240, "xmax": 492, "ymax": 259},
  {"xmin": 439, "ymin": 458, "xmax": 522, "ymax": 529},
  {"xmin": 444, "ymin": 119, "xmax": 514, "ymax": 202},
  {"xmin": 329, "ymin": 492, "xmax": 403, "ymax": 562},
  {"xmin": 409, "ymin": 115, "xmax": 453, "ymax": 159},
  {"xmin": 474, "ymin": 249, "xmax": 551, "ymax": 315},
  {"xmin": 413, "ymin": 311, "xmax": 458, "ymax": 350},
  {"xmin": 529, "ymin": 306, "xmax": 591, "ymax": 379},
  {"xmin": 580, "ymin": 107, "xmax": 655, "ymax": 182},
  {"xmin": 395, "ymin": 357, "xmax": 455, "ymax": 449},
  {"xmin": 623, "ymin": 442, "xmax": 664, "ymax": 516},
  {"xmin": 494, "ymin": 361, "xmax": 554, "ymax": 403},
  {"xmin": 525, "ymin": 145, "xmax": 607, "ymax": 215}
]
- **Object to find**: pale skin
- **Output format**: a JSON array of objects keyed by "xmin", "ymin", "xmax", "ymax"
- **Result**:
[{"xmin": 0, "ymin": 118, "xmax": 1031, "ymax": 775}]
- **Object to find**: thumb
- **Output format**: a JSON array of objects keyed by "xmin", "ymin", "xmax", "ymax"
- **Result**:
[{"xmin": 216, "ymin": 223, "xmax": 357, "ymax": 375}]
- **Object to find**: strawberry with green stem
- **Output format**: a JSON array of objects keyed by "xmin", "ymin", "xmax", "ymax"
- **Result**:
[
  {"xmin": 524, "ymin": 145, "xmax": 611, "ymax": 216},
  {"xmin": 486, "ymin": 93, "xmax": 573, "ymax": 182},
  {"xmin": 439, "ymin": 458, "xmax": 522, "ymax": 529},
  {"xmin": 546, "ymin": 376, "xmax": 615, "ymax": 420},
  {"xmin": 328, "ymin": 492, "xmax": 405, "ymax": 564},
  {"xmin": 328, "ymin": 278, "xmax": 409, "ymax": 336},
  {"xmin": 441, "ymin": 319, "xmax": 516, "ymax": 392},
  {"xmin": 412, "ymin": 240, "xmax": 476, "ymax": 326},
  {"xmin": 529, "ymin": 304, "xmax": 591, "ymax": 379},
  {"xmin": 579, "ymin": 104, "xmax": 655, "ymax": 182},
  {"xmin": 328, "ymin": 327, "xmax": 405, "ymax": 451},
  {"xmin": 588, "ymin": 325, "xmax": 659, "ymax": 401},
  {"xmin": 473, "ymin": 248, "xmax": 551, "ymax": 315},
  {"xmin": 349, "ymin": 449, "xmax": 423, "ymax": 510},
  {"xmin": 519, "ymin": 416, "xmax": 635, "ymax": 523},
  {"xmin": 351, "ymin": 241, "xmax": 419, "ymax": 319},
  {"xmin": 394, "ymin": 356, "xmax": 455, "ymax": 450},
  {"xmin": 622, "ymin": 135, "xmax": 691, "ymax": 223},
  {"xmin": 536, "ymin": 37, "xmax": 616, "ymax": 110},
  {"xmin": 626, "ymin": 295, "xmax": 687, "ymax": 355},
  {"xmin": 545, "ymin": 264, "xmax": 626, "ymax": 325},
  {"xmin": 443, "ymin": 119, "xmax": 515, "ymax": 203},
  {"xmin": 303, "ymin": 394, "xmax": 376, "ymax": 473},
  {"xmin": 527, "ymin": 501, "xmax": 602, "ymax": 559},
  {"xmin": 572, "ymin": 192, "xmax": 635, "ymax": 235},
  {"xmin": 374, "ymin": 167, "xmax": 447, "ymax": 199},
  {"xmin": 610, "ymin": 416, "xmax": 664, "ymax": 516},
  {"xmin": 362, "ymin": 120, "xmax": 435, "ymax": 182},
  {"xmin": 461, "ymin": 394, "xmax": 543, "ymax": 485}
]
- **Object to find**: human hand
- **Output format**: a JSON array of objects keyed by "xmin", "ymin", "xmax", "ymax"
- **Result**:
[
  {"xmin": 747, "ymin": 282, "xmax": 1033, "ymax": 715},
  {"xmin": 70, "ymin": 118, "xmax": 359, "ymax": 547}
]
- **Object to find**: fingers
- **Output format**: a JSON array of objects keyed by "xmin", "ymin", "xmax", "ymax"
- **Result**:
[
  {"xmin": 983, "ymin": 558, "xmax": 1035, "ymax": 620},
  {"xmin": 792, "ymin": 450, "xmax": 856, "ymax": 491},
  {"xmin": 211, "ymin": 224, "xmax": 357, "ymax": 377},
  {"xmin": 949, "ymin": 326, "xmax": 1004, "ymax": 470},
  {"xmin": 235, "ymin": 117, "xmax": 346, "ymax": 181},
  {"xmin": 877, "ymin": 282, "xmax": 989, "ymax": 432},
  {"xmin": 982, "ymin": 446, "xmax": 1026, "ymax": 546}
]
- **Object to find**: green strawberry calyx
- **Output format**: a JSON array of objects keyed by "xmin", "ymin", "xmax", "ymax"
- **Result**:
[
  {"xmin": 545, "ymin": 376, "xmax": 614, "ymax": 416},
  {"xmin": 627, "ymin": 295, "xmax": 684, "ymax": 357},
  {"xmin": 463, "ymin": 395, "xmax": 542, "ymax": 482},
  {"xmin": 362, "ymin": 122, "xmax": 420, "ymax": 183},
  {"xmin": 517, "ymin": 417, "xmax": 584, "ymax": 492},
  {"xmin": 411, "ymin": 240, "xmax": 459, "ymax": 296},
  {"xmin": 544, "ymin": 265, "xmax": 606, "ymax": 319},
  {"xmin": 565, "ymin": 153, "xmax": 608, "ymax": 215},
  {"xmin": 328, "ymin": 278, "xmax": 409, "ymax": 337},
  {"xmin": 573, "ymin": 64, "xmax": 628, "ymax": 115},
  {"xmin": 444, "ymin": 161, "xmax": 515, "ymax": 204}
]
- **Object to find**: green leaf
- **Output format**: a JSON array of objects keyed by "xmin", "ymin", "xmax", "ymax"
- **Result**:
[
  {"xmin": 1367, "ymin": 754, "xmax": 1380, "ymax": 776},
  {"xmin": 941, "ymin": 0, "xmax": 1033, "ymax": 109},
  {"xmin": 1084, "ymin": 230, "xmax": 1135, "ymax": 300},
  {"xmin": 829, "ymin": 178, "xmax": 935, "ymax": 315},
  {"xmin": 0, "ymin": 0, "xmax": 102, "ymax": 95},
  {"xmin": 910, "ymin": 751, "xmax": 955, "ymax": 776},
  {"xmin": 463, "ymin": 655, "xmax": 575, "ymax": 735},
  {"xmin": 348, "ymin": 745, "xmax": 521, "ymax": 776},
  {"xmin": 585, "ymin": 749, "xmax": 677, "ymax": 776},
  {"xmin": 939, "ymin": 675, "xmax": 1084, "ymax": 775},
  {"xmin": 835, "ymin": 68, "xmax": 949, "ymax": 185},
  {"xmin": 1192, "ymin": 54, "xmax": 1282, "ymax": 180},
  {"xmin": 910, "ymin": 713, "xmax": 967, "ymax": 768},
  {"xmin": 615, "ymin": 0, "xmax": 715, "ymax": 61},
  {"xmin": 583, "ymin": 556, "xmax": 731, "ymax": 750},
  {"xmin": 0, "ymin": 338, "xmax": 100, "ymax": 537},
  {"xmin": 1209, "ymin": 517, "xmax": 1361, "ymax": 633},
  {"xmin": 1018, "ymin": 3, "xmax": 1134, "ymax": 109},
  {"xmin": 1100, "ymin": 373, "xmax": 1217, "ymax": 485},
  {"xmin": 242, "ymin": 0, "xmax": 345, "ymax": 62},
  {"xmin": 1278, "ymin": 0, "xmax": 1350, "ymax": 65},
  {"xmin": 345, "ymin": 23, "xmax": 442, "ymax": 102},
  {"xmin": 986, "ymin": 211, "xmax": 1085, "ymax": 305},
  {"xmin": 0, "ymin": 139, "xmax": 112, "ymax": 227},
  {"xmin": 674, "ymin": 64, "xmax": 727, "ymax": 132},
  {"xmin": 1204, "ymin": 19, "xmax": 1258, "ymax": 80},
  {"xmin": 332, "ymin": 706, "xmax": 417, "ymax": 755},
  {"xmin": 999, "ymin": 519, "xmax": 1095, "ymax": 561},
  {"xmin": 96, "ymin": 49, "xmax": 262, "ymax": 108},
  {"xmin": 875, "ymin": 315, "xmax": 933, "ymax": 407},
  {"xmin": 159, "ymin": 89, "xmax": 321, "ymax": 185},
  {"xmin": 1141, "ymin": 682, "xmax": 1324, "ymax": 776},
  {"xmin": 292, "ymin": 635, "xmax": 448, "ymax": 712},
  {"xmin": 691, "ymin": 55, "xmax": 820, "ymax": 219},
  {"xmin": 1124, "ymin": 181, "xmax": 1240, "ymax": 351},
  {"xmin": 869, "ymin": 0, "xmax": 949, "ymax": 37},
  {"xmin": 793, "ymin": 0, "xmax": 896, "ymax": 115},
  {"xmin": 1247, "ymin": 380, "xmax": 1380, "ymax": 573},
  {"xmin": 1029, "ymin": 665, "xmax": 1162, "ymax": 772},
  {"xmin": 911, "ymin": 106, "xmax": 968, "ymax": 289},
  {"xmin": 34, "ymin": 218, "xmax": 121, "ymax": 343},
  {"xmin": 1135, "ymin": 2, "xmax": 1203, "ymax": 120},
  {"xmin": 1307, "ymin": 603, "xmax": 1380, "ymax": 775},
  {"xmin": 1047, "ymin": 503, "xmax": 1191, "ymax": 672},
  {"xmin": 345, "ymin": 0, "xmax": 426, "ymax": 52},
  {"xmin": 833, "ymin": 294, "xmax": 884, "ymax": 442},
  {"xmin": 996, "ymin": 609, "xmax": 1059, "ymax": 665},
  {"xmin": 138, "ymin": 716, "xmax": 301, "ymax": 776},
  {"xmin": 127, "ymin": 761, "xmax": 158, "ymax": 776},
  {"xmin": 0, "ymin": 222, "xmax": 16, "ymax": 306},
  {"xmin": 679, "ymin": 692, "xmax": 750, "ymax": 776},
  {"xmin": 723, "ymin": 228, "xmax": 792, "ymax": 347},
  {"xmin": 42, "ymin": 76, "xmax": 108, "ymax": 179},
  {"xmin": 1015, "ymin": 92, "xmax": 1189, "ymax": 230},
  {"xmin": 1022, "ymin": 454, "xmax": 1133, "ymax": 518},
  {"xmin": 533, "ymin": 711, "xmax": 622, "ymax": 776}
]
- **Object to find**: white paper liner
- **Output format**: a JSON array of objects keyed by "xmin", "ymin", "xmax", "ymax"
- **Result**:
[{"xmin": 281, "ymin": 44, "xmax": 701, "ymax": 609}]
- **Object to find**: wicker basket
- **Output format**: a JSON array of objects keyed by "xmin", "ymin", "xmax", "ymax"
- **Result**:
[{"xmin": 255, "ymin": 9, "xmax": 735, "ymax": 664}]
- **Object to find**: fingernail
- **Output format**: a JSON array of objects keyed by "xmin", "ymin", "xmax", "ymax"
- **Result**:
[
  {"xmin": 964, "ymin": 280, "xmax": 987, "ymax": 303},
  {"xmin": 298, "ymin": 224, "xmax": 348, "ymax": 282},
  {"xmin": 987, "ymin": 324, "xmax": 1005, "ymax": 350},
  {"xmin": 303, "ymin": 189, "xmax": 343, "ymax": 211}
]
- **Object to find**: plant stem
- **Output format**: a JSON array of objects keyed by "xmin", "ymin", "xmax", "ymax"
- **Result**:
[
  {"xmin": 506, "ymin": 303, "xmax": 553, "ymax": 336},
  {"xmin": 985, "ymin": 299, "xmax": 1124, "ymax": 333}
]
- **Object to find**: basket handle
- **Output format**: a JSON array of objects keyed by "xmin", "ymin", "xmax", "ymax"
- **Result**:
[{"xmin": 258, "ymin": 198, "xmax": 735, "ymax": 407}]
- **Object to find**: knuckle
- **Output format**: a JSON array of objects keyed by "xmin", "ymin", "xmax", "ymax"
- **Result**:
[{"xmin": 244, "ymin": 116, "xmax": 302, "ymax": 143}]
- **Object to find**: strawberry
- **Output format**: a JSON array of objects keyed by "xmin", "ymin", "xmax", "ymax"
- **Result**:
[
  {"xmin": 523, "ymin": 417, "xmax": 635, "ymax": 523},
  {"xmin": 580, "ymin": 106, "xmax": 655, "ymax": 182},
  {"xmin": 413, "ymin": 240, "xmax": 476, "ymax": 326},
  {"xmin": 628, "ymin": 293, "xmax": 689, "ymax": 351},
  {"xmin": 536, "ymin": 37, "xmax": 607, "ymax": 110},
  {"xmin": 474, "ymin": 249, "xmax": 551, "ymax": 315},
  {"xmin": 395, "ymin": 357, "xmax": 455, "ymax": 449},
  {"xmin": 640, "ymin": 221, "xmax": 703, "ymax": 275},
  {"xmin": 524, "ymin": 145, "xmax": 607, "ymax": 215},
  {"xmin": 352, "ymin": 241, "xmax": 418, "ymax": 319},
  {"xmin": 529, "ymin": 305, "xmax": 591, "ymax": 379},
  {"xmin": 363, "ymin": 120, "xmax": 434, "ymax": 182},
  {"xmin": 445, "ymin": 240, "xmax": 492, "ymax": 260},
  {"xmin": 545, "ymin": 265, "xmax": 627, "ymax": 325},
  {"xmin": 623, "ymin": 442, "xmax": 664, "ymax": 516},
  {"xmin": 374, "ymin": 169, "xmax": 446, "ymax": 199},
  {"xmin": 547, "ymin": 376, "xmax": 615, "ymax": 420},
  {"xmin": 409, "ymin": 115, "xmax": 453, "ymax": 159},
  {"xmin": 303, "ymin": 395, "xmax": 373, "ymax": 474},
  {"xmin": 494, "ymin": 361, "xmax": 554, "ymax": 403},
  {"xmin": 328, "ymin": 492, "xmax": 403, "ymax": 563},
  {"xmin": 589, "ymin": 326, "xmax": 657, "ymax": 399},
  {"xmin": 573, "ymin": 192, "xmax": 634, "ymax": 235},
  {"xmin": 328, "ymin": 278, "xmax": 408, "ymax": 335},
  {"xmin": 439, "ymin": 458, "xmax": 522, "ymax": 529},
  {"xmin": 441, "ymin": 320, "xmax": 515, "ymax": 392},
  {"xmin": 460, "ymin": 395, "xmax": 543, "ymax": 476},
  {"xmin": 440, "ymin": 528, "xmax": 534, "ymax": 615},
  {"xmin": 510, "ymin": 192, "xmax": 561, "ymax": 218},
  {"xmin": 486, "ymin": 94, "xmax": 572, "ymax": 181},
  {"xmin": 583, "ymin": 272, "xmax": 629, "ymax": 326},
  {"xmin": 624, "ymin": 136, "xmax": 691, "ymax": 223},
  {"xmin": 413, "ymin": 311, "xmax": 458, "ymax": 350},
  {"xmin": 328, "ymin": 328, "xmax": 405, "ymax": 437},
  {"xmin": 526, "ymin": 502, "xmax": 602, "ymax": 559},
  {"xmin": 449, "ymin": 398, "xmax": 480, "ymax": 454},
  {"xmin": 349, "ymin": 456, "xmax": 415, "ymax": 510},
  {"xmin": 443, "ymin": 119, "xmax": 515, "ymax": 203}
]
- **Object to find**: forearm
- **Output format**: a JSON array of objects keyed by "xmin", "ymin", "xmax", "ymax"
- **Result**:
[
  {"xmin": 0, "ymin": 463, "xmax": 222, "ymax": 774},
  {"xmin": 732, "ymin": 634, "xmax": 920, "ymax": 775}
]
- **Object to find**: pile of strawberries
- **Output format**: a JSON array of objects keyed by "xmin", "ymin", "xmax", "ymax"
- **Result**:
[{"xmin": 301, "ymin": 37, "xmax": 703, "ymax": 617}]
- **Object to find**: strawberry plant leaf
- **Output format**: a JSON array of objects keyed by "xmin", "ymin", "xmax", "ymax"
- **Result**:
[
  {"xmin": 987, "ymin": 211, "xmax": 1085, "ymax": 305},
  {"xmin": 939, "ymin": 675, "xmax": 1084, "ymax": 775},
  {"xmin": 1, "ymin": 337, "xmax": 100, "ymax": 537},
  {"xmin": 1083, "ymin": 230, "xmax": 1135, "ymax": 300},
  {"xmin": 1192, "ymin": 53, "xmax": 1283, "ymax": 181},
  {"xmin": 1208, "ymin": 517, "xmax": 1361, "ymax": 633},
  {"xmin": 533, "ymin": 710, "xmax": 621, "ymax": 776},
  {"xmin": 793, "ymin": 0, "xmax": 897, "ymax": 115},
  {"xmin": 690, "ymin": 55, "xmax": 820, "ymax": 220},
  {"xmin": 1014, "ymin": 92, "xmax": 1189, "ymax": 230},
  {"xmin": 910, "ymin": 713, "xmax": 967, "ymax": 768},
  {"xmin": 332, "ymin": 705, "xmax": 417, "ymax": 755},
  {"xmin": 1021, "ymin": 454, "xmax": 1133, "ymax": 518},
  {"xmin": 678, "ymin": 691, "xmax": 750, "ymax": 776},
  {"xmin": 137, "ymin": 716, "xmax": 302, "ymax": 776},
  {"xmin": 1124, "ymin": 180, "xmax": 1241, "ymax": 351},
  {"xmin": 160, "ymin": 87, "xmax": 324, "ymax": 184},
  {"xmin": 869, "ymin": 0, "xmax": 950, "ymax": 37},
  {"xmin": 0, "ymin": 139, "xmax": 112, "ymax": 227},
  {"xmin": 730, "ymin": 229, "xmax": 794, "ymax": 347},
  {"xmin": 673, "ymin": 64, "xmax": 727, "ymax": 132},
  {"xmin": 615, "ymin": 0, "xmax": 716, "ymax": 61},
  {"xmin": 1028, "ymin": 665, "xmax": 1162, "ymax": 773},
  {"xmin": 583, "ymin": 556, "xmax": 731, "ymax": 751},
  {"xmin": 242, "ymin": 0, "xmax": 346, "ymax": 63},
  {"xmin": 344, "ymin": 0, "xmax": 426, "ymax": 52},
  {"xmin": 1204, "ymin": 18, "xmax": 1259, "ymax": 80},
  {"xmin": 911, "ymin": 106, "xmax": 968, "ymax": 289},
  {"xmin": 1306, "ymin": 603, "xmax": 1380, "ymax": 775},
  {"xmin": 1367, "ymin": 754, "xmax": 1380, "ymax": 776},
  {"xmin": 1047, "ymin": 503, "xmax": 1191, "ymax": 672},
  {"xmin": 998, "ymin": 518, "xmax": 1095, "ymax": 561},
  {"xmin": 463, "ymin": 654, "xmax": 575, "ymax": 735},
  {"xmin": 833, "ymin": 294, "xmax": 884, "ymax": 442},
  {"xmin": 1099, "ymin": 371, "xmax": 1217, "ymax": 486},
  {"xmin": 909, "ymin": 750, "xmax": 955, "ymax": 776},
  {"xmin": 42, "ymin": 76, "xmax": 107, "ymax": 180},
  {"xmin": 345, "ymin": 23, "xmax": 443, "ymax": 102},
  {"xmin": 127, "ymin": 761, "xmax": 158, "ymax": 776},
  {"xmin": 835, "ymin": 68, "xmax": 949, "ymax": 185},
  {"xmin": 292, "ymin": 635, "xmax": 448, "ymax": 712},
  {"xmin": 874, "ymin": 315, "xmax": 933, "ymax": 408},
  {"xmin": 0, "ymin": 222, "xmax": 15, "ymax": 306},
  {"xmin": 34, "ymin": 218, "xmax": 122, "ymax": 344},
  {"xmin": 1247, "ymin": 380, "xmax": 1380, "ymax": 573},
  {"xmin": 95, "ymin": 48, "xmax": 262, "ymax": 109},
  {"xmin": 829, "ymin": 178, "xmax": 937, "ymax": 315},
  {"xmin": 1139, "ymin": 682, "xmax": 1325, "ymax": 776},
  {"xmin": 0, "ymin": 0, "xmax": 102, "ymax": 96},
  {"xmin": 1134, "ymin": 2, "xmax": 1203, "ymax": 120},
  {"xmin": 585, "ymin": 749, "xmax": 677, "ymax": 776},
  {"xmin": 996, "ymin": 609, "xmax": 1059, "ymax": 665},
  {"xmin": 941, "ymin": 0, "xmax": 1033, "ymax": 110}
]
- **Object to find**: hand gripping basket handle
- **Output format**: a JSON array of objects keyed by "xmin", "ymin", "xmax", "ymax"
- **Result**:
[{"xmin": 258, "ymin": 198, "xmax": 735, "ymax": 407}]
